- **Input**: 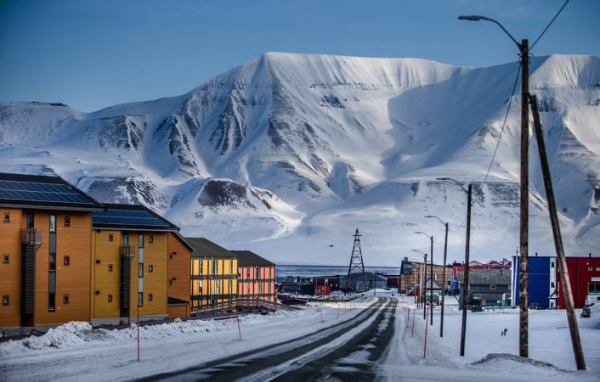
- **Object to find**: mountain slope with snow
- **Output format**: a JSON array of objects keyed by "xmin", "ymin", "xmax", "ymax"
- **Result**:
[{"xmin": 1, "ymin": 52, "xmax": 599, "ymax": 266}]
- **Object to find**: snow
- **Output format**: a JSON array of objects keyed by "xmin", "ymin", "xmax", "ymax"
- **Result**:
[
  {"xmin": 1, "ymin": 292, "xmax": 599, "ymax": 382},
  {"xmin": 1, "ymin": 53, "xmax": 599, "ymax": 266}
]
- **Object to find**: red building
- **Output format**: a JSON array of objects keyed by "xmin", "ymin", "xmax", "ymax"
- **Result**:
[{"xmin": 557, "ymin": 255, "xmax": 600, "ymax": 309}]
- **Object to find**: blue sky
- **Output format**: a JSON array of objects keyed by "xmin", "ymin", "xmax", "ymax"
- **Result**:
[{"xmin": 1, "ymin": 0, "xmax": 598, "ymax": 112}]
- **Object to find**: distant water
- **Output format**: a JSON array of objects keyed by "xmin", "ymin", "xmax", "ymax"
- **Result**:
[{"xmin": 276, "ymin": 264, "xmax": 400, "ymax": 279}]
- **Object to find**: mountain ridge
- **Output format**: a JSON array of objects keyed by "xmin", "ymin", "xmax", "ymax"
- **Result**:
[{"xmin": 1, "ymin": 52, "xmax": 599, "ymax": 266}]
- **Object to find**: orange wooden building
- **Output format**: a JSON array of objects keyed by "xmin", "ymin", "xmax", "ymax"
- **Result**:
[
  {"xmin": 233, "ymin": 250, "xmax": 276, "ymax": 304},
  {"xmin": 166, "ymin": 232, "xmax": 194, "ymax": 319},
  {"xmin": 90, "ymin": 204, "xmax": 185, "ymax": 325},
  {"xmin": 0, "ymin": 173, "xmax": 104, "ymax": 328}
]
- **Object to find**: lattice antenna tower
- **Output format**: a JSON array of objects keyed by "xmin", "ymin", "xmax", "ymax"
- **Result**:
[{"xmin": 345, "ymin": 228, "xmax": 367, "ymax": 293}]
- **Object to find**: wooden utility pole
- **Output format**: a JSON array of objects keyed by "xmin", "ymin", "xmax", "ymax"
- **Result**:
[
  {"xmin": 423, "ymin": 254, "xmax": 427, "ymax": 319},
  {"xmin": 518, "ymin": 38, "xmax": 530, "ymax": 359},
  {"xmin": 429, "ymin": 235, "xmax": 434, "ymax": 326},
  {"xmin": 460, "ymin": 183, "xmax": 472, "ymax": 357},
  {"xmin": 440, "ymin": 222, "xmax": 448, "ymax": 338},
  {"xmin": 529, "ymin": 94, "xmax": 586, "ymax": 370}
]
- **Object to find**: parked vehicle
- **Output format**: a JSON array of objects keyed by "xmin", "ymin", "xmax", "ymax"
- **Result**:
[
  {"xmin": 581, "ymin": 307, "xmax": 591, "ymax": 318},
  {"xmin": 425, "ymin": 292, "xmax": 440, "ymax": 304}
]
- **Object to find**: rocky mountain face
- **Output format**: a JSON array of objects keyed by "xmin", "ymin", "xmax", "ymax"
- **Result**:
[{"xmin": 1, "ymin": 52, "xmax": 599, "ymax": 265}]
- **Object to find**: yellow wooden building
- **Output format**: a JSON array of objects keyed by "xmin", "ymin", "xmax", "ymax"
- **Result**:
[
  {"xmin": 0, "ymin": 173, "xmax": 104, "ymax": 328},
  {"xmin": 187, "ymin": 238, "xmax": 238, "ymax": 313}
]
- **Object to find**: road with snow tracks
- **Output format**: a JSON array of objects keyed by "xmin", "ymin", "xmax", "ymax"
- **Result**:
[{"xmin": 141, "ymin": 297, "xmax": 397, "ymax": 381}]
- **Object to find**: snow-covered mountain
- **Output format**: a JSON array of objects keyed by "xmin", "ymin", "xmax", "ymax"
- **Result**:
[{"xmin": 1, "ymin": 52, "xmax": 599, "ymax": 266}]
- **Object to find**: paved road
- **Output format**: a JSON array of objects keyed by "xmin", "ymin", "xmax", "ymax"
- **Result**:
[{"xmin": 142, "ymin": 297, "xmax": 397, "ymax": 381}]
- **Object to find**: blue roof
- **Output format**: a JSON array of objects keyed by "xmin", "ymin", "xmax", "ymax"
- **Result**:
[
  {"xmin": 93, "ymin": 204, "xmax": 179, "ymax": 231},
  {"xmin": 0, "ymin": 172, "xmax": 103, "ymax": 210}
]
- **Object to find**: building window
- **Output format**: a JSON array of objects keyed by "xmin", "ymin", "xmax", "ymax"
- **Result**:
[
  {"xmin": 551, "ymin": 261, "xmax": 555, "ymax": 268},
  {"xmin": 108, "ymin": 294, "xmax": 113, "ymax": 303},
  {"xmin": 109, "ymin": 233, "xmax": 114, "ymax": 242},
  {"xmin": 3, "ymin": 254, "xmax": 9, "ymax": 264},
  {"xmin": 49, "ymin": 214, "xmax": 56, "ymax": 233},
  {"xmin": 63, "ymin": 294, "xmax": 69, "ymax": 304},
  {"xmin": 551, "ymin": 282, "xmax": 555, "ymax": 288},
  {"xmin": 148, "ymin": 293, "xmax": 153, "ymax": 302},
  {"xmin": 138, "ymin": 292, "xmax": 143, "ymax": 307},
  {"xmin": 229, "ymin": 260, "xmax": 233, "ymax": 274},
  {"xmin": 108, "ymin": 264, "xmax": 113, "ymax": 272},
  {"xmin": 139, "ymin": 263, "xmax": 144, "ymax": 278},
  {"xmin": 64, "ymin": 256, "xmax": 70, "ymax": 266},
  {"xmin": 149, "ymin": 235, "xmax": 154, "ymax": 243},
  {"xmin": 49, "ymin": 293, "xmax": 55, "ymax": 312},
  {"xmin": 49, "ymin": 253, "xmax": 56, "ymax": 271},
  {"xmin": 215, "ymin": 280, "xmax": 221, "ymax": 294},
  {"xmin": 3, "ymin": 213, "xmax": 9, "ymax": 223},
  {"xmin": 148, "ymin": 264, "xmax": 153, "ymax": 273},
  {"xmin": 2, "ymin": 295, "xmax": 8, "ymax": 306},
  {"xmin": 212, "ymin": 260, "xmax": 218, "ymax": 275},
  {"xmin": 64, "ymin": 216, "xmax": 71, "ymax": 227}
]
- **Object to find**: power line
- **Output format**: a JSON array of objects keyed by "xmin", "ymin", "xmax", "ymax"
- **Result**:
[
  {"xmin": 530, "ymin": 0, "xmax": 571, "ymax": 50},
  {"xmin": 481, "ymin": 62, "xmax": 521, "ymax": 188}
]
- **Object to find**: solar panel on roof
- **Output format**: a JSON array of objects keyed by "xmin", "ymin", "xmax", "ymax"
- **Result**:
[
  {"xmin": 93, "ymin": 208, "xmax": 172, "ymax": 228},
  {"xmin": 0, "ymin": 179, "xmax": 93, "ymax": 205}
]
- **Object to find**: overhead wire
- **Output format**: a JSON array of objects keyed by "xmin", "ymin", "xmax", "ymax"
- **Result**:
[
  {"xmin": 480, "ymin": 63, "xmax": 521, "ymax": 188},
  {"xmin": 530, "ymin": 0, "xmax": 571, "ymax": 50},
  {"xmin": 429, "ymin": 0, "xmax": 571, "ymax": 242}
]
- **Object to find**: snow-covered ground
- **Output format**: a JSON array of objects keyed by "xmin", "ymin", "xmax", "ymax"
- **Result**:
[{"xmin": 1, "ymin": 290, "xmax": 599, "ymax": 381}]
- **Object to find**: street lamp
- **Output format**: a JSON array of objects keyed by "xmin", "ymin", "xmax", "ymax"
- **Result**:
[
  {"xmin": 437, "ymin": 177, "xmax": 471, "ymax": 356},
  {"xmin": 416, "ymin": 231, "xmax": 434, "ymax": 326},
  {"xmin": 411, "ymin": 249, "xmax": 427, "ymax": 319},
  {"xmin": 459, "ymin": 13, "xmax": 530, "ymax": 359},
  {"xmin": 425, "ymin": 215, "xmax": 449, "ymax": 338}
]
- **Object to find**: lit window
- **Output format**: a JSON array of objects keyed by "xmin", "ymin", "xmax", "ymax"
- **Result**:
[
  {"xmin": 64, "ymin": 216, "xmax": 71, "ymax": 227},
  {"xmin": 63, "ymin": 294, "xmax": 69, "ymax": 304},
  {"xmin": 64, "ymin": 256, "xmax": 70, "ymax": 266},
  {"xmin": 49, "ymin": 214, "xmax": 56, "ymax": 233},
  {"xmin": 3, "ymin": 254, "xmax": 9, "ymax": 264}
]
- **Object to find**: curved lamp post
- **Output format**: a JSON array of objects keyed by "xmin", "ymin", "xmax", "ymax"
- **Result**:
[
  {"xmin": 425, "ymin": 215, "xmax": 449, "ymax": 337},
  {"xmin": 437, "ymin": 177, "xmax": 471, "ymax": 356},
  {"xmin": 411, "ymin": 249, "xmax": 427, "ymax": 319},
  {"xmin": 459, "ymin": 13, "xmax": 531, "ymax": 359},
  {"xmin": 416, "ymin": 231, "xmax": 434, "ymax": 326},
  {"xmin": 459, "ymin": 14, "xmax": 585, "ymax": 370}
]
